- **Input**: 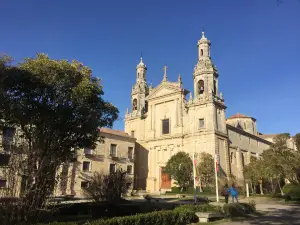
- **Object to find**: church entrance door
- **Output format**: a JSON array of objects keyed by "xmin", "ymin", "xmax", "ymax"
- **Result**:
[{"xmin": 160, "ymin": 167, "xmax": 171, "ymax": 189}]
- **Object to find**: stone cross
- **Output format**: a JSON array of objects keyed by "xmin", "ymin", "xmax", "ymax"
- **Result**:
[{"xmin": 163, "ymin": 65, "xmax": 167, "ymax": 81}]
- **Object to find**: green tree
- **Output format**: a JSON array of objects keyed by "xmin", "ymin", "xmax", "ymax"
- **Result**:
[
  {"xmin": 271, "ymin": 133, "xmax": 299, "ymax": 184},
  {"xmin": 196, "ymin": 152, "xmax": 214, "ymax": 188},
  {"xmin": 0, "ymin": 54, "xmax": 118, "ymax": 224},
  {"xmin": 260, "ymin": 149, "xmax": 285, "ymax": 195},
  {"xmin": 165, "ymin": 152, "xmax": 193, "ymax": 191},
  {"xmin": 243, "ymin": 156, "xmax": 265, "ymax": 194}
]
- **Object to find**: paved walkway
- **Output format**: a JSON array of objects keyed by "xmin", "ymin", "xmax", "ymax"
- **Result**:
[{"xmin": 223, "ymin": 200, "xmax": 300, "ymax": 225}]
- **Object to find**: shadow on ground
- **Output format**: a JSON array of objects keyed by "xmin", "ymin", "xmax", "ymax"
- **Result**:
[{"xmin": 228, "ymin": 204, "xmax": 300, "ymax": 225}]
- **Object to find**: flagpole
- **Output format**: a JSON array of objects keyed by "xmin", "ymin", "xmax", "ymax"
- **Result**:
[
  {"xmin": 193, "ymin": 151, "xmax": 196, "ymax": 204},
  {"xmin": 192, "ymin": 114, "xmax": 196, "ymax": 204},
  {"xmin": 214, "ymin": 154, "xmax": 219, "ymax": 202}
]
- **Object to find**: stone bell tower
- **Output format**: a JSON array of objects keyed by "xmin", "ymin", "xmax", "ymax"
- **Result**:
[
  {"xmin": 131, "ymin": 57, "xmax": 149, "ymax": 114},
  {"xmin": 193, "ymin": 31, "xmax": 219, "ymax": 98},
  {"xmin": 190, "ymin": 31, "xmax": 230, "ymax": 177}
]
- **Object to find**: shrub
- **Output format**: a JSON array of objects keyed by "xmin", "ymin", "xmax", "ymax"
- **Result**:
[
  {"xmin": 37, "ymin": 222, "xmax": 77, "ymax": 225},
  {"xmin": 167, "ymin": 186, "xmax": 213, "ymax": 194},
  {"xmin": 83, "ymin": 170, "xmax": 132, "ymax": 202},
  {"xmin": 174, "ymin": 204, "xmax": 221, "ymax": 213},
  {"xmin": 282, "ymin": 184, "xmax": 300, "ymax": 199},
  {"xmin": 223, "ymin": 203, "xmax": 255, "ymax": 217},
  {"xmin": 248, "ymin": 200, "xmax": 256, "ymax": 211},
  {"xmin": 89, "ymin": 210, "xmax": 197, "ymax": 225}
]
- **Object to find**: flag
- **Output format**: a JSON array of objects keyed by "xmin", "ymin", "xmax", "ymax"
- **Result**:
[{"xmin": 215, "ymin": 154, "xmax": 219, "ymax": 172}]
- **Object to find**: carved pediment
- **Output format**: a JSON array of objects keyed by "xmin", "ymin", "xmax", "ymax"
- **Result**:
[{"xmin": 147, "ymin": 83, "xmax": 180, "ymax": 100}]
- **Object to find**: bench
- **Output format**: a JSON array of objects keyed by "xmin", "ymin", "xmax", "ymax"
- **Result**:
[
  {"xmin": 195, "ymin": 212, "xmax": 224, "ymax": 223},
  {"xmin": 176, "ymin": 194, "xmax": 186, "ymax": 198}
]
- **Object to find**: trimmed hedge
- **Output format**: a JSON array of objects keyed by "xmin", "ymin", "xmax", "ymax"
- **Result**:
[
  {"xmin": 173, "ymin": 204, "xmax": 221, "ymax": 213},
  {"xmin": 46, "ymin": 201, "xmax": 175, "ymax": 219},
  {"xmin": 41, "ymin": 210, "xmax": 197, "ymax": 225},
  {"xmin": 91, "ymin": 210, "xmax": 197, "ymax": 225}
]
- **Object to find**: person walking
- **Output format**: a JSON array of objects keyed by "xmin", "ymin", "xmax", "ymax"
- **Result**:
[
  {"xmin": 222, "ymin": 184, "xmax": 230, "ymax": 203},
  {"xmin": 228, "ymin": 183, "xmax": 239, "ymax": 203}
]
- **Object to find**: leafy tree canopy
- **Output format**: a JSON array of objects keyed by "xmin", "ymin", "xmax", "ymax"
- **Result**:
[
  {"xmin": 0, "ymin": 54, "xmax": 119, "ymax": 209},
  {"xmin": 165, "ymin": 151, "xmax": 193, "ymax": 191},
  {"xmin": 0, "ymin": 53, "xmax": 118, "ymax": 161},
  {"xmin": 196, "ymin": 152, "xmax": 214, "ymax": 186}
]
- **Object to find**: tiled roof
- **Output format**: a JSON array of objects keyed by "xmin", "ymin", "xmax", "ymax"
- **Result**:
[
  {"xmin": 227, "ymin": 113, "xmax": 256, "ymax": 121},
  {"xmin": 99, "ymin": 127, "xmax": 135, "ymax": 140}
]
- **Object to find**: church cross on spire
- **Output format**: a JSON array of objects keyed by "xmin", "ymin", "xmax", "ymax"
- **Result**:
[{"xmin": 163, "ymin": 65, "xmax": 168, "ymax": 81}]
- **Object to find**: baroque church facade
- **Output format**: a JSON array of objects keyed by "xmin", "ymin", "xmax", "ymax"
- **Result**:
[{"xmin": 124, "ymin": 32, "xmax": 294, "ymax": 193}]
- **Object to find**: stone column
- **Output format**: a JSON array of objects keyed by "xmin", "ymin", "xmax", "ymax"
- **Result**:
[
  {"xmin": 150, "ymin": 104, "xmax": 153, "ymax": 130},
  {"xmin": 179, "ymin": 97, "xmax": 183, "ymax": 127},
  {"xmin": 175, "ymin": 99, "xmax": 178, "ymax": 126},
  {"xmin": 153, "ymin": 104, "xmax": 156, "ymax": 135},
  {"xmin": 236, "ymin": 148, "xmax": 244, "ymax": 185},
  {"xmin": 213, "ymin": 108, "xmax": 218, "ymax": 130}
]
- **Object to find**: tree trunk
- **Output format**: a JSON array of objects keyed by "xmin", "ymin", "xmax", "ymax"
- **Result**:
[
  {"xmin": 260, "ymin": 183, "xmax": 263, "ymax": 195},
  {"xmin": 199, "ymin": 180, "xmax": 203, "ymax": 192},
  {"xmin": 278, "ymin": 180, "xmax": 284, "ymax": 196},
  {"xmin": 250, "ymin": 181, "xmax": 254, "ymax": 194},
  {"xmin": 270, "ymin": 179, "xmax": 275, "ymax": 194}
]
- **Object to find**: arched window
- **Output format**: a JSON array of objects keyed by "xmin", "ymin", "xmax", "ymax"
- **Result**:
[
  {"xmin": 201, "ymin": 49, "xmax": 203, "ymax": 56},
  {"xmin": 132, "ymin": 99, "xmax": 137, "ymax": 111},
  {"xmin": 197, "ymin": 80, "xmax": 204, "ymax": 95}
]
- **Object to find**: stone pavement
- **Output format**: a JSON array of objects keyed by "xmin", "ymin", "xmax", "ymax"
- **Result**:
[{"xmin": 222, "ymin": 198, "xmax": 300, "ymax": 225}]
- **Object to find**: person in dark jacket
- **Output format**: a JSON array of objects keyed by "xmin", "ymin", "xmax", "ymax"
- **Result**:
[
  {"xmin": 222, "ymin": 184, "xmax": 229, "ymax": 203},
  {"xmin": 228, "ymin": 183, "xmax": 239, "ymax": 203}
]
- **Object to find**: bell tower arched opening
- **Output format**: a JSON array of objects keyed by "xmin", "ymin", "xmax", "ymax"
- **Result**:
[{"xmin": 198, "ymin": 80, "xmax": 204, "ymax": 95}]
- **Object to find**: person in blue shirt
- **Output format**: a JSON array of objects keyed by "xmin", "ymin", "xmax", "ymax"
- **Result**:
[{"xmin": 228, "ymin": 183, "xmax": 239, "ymax": 203}]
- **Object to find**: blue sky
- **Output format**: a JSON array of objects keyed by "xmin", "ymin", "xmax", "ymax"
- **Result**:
[{"xmin": 1, "ymin": 0, "xmax": 300, "ymax": 135}]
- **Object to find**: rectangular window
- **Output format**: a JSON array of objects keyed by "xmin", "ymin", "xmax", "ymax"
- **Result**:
[
  {"xmin": 81, "ymin": 181, "xmax": 89, "ymax": 189},
  {"xmin": 84, "ymin": 148, "xmax": 93, "ymax": 155},
  {"xmin": 110, "ymin": 144, "xmax": 117, "ymax": 157},
  {"xmin": 131, "ymin": 131, "xmax": 135, "ymax": 137},
  {"xmin": 128, "ymin": 147, "xmax": 133, "ymax": 160},
  {"xmin": 2, "ymin": 127, "xmax": 15, "ymax": 151},
  {"xmin": 127, "ymin": 165, "xmax": 133, "ymax": 174},
  {"xmin": 162, "ymin": 119, "xmax": 170, "ymax": 134},
  {"xmin": 82, "ymin": 161, "xmax": 90, "ymax": 172},
  {"xmin": 199, "ymin": 119, "xmax": 205, "ymax": 129},
  {"xmin": 0, "ymin": 179, "xmax": 7, "ymax": 188},
  {"xmin": 109, "ymin": 164, "xmax": 116, "ymax": 174}
]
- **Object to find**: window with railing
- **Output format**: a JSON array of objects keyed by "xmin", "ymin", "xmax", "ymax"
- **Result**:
[
  {"xmin": 109, "ymin": 164, "xmax": 116, "ymax": 174},
  {"xmin": 128, "ymin": 147, "xmax": 133, "ymax": 160},
  {"xmin": 84, "ymin": 148, "xmax": 93, "ymax": 155},
  {"xmin": 110, "ymin": 144, "xmax": 117, "ymax": 157},
  {"xmin": 81, "ymin": 181, "xmax": 89, "ymax": 189},
  {"xmin": 0, "ymin": 179, "xmax": 7, "ymax": 188},
  {"xmin": 82, "ymin": 161, "xmax": 90, "ymax": 172},
  {"xmin": 127, "ymin": 165, "xmax": 133, "ymax": 174},
  {"xmin": 2, "ymin": 127, "xmax": 15, "ymax": 151}
]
